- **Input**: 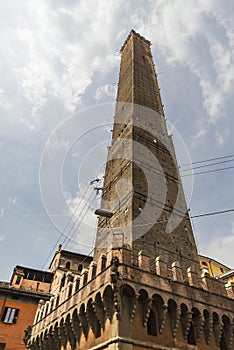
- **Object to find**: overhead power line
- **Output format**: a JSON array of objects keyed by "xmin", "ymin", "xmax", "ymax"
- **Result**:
[
  {"xmin": 180, "ymin": 153, "xmax": 234, "ymax": 167},
  {"xmin": 182, "ymin": 165, "xmax": 234, "ymax": 177},
  {"xmin": 181, "ymin": 158, "xmax": 234, "ymax": 171},
  {"xmin": 63, "ymin": 193, "xmax": 97, "ymax": 249},
  {"xmin": 191, "ymin": 208, "xmax": 234, "ymax": 219},
  {"xmin": 41, "ymin": 179, "xmax": 100, "ymax": 270}
]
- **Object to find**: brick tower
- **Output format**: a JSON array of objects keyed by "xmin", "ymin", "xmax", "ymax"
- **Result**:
[
  {"xmin": 94, "ymin": 30, "xmax": 200, "ymax": 277},
  {"xmin": 27, "ymin": 31, "xmax": 234, "ymax": 350}
]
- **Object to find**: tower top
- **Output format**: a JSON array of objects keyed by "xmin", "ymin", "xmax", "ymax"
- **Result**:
[
  {"xmin": 120, "ymin": 29, "xmax": 151, "ymax": 52},
  {"xmin": 117, "ymin": 29, "xmax": 164, "ymax": 114}
]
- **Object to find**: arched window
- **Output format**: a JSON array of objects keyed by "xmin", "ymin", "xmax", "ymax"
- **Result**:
[
  {"xmin": 147, "ymin": 309, "xmax": 157, "ymax": 336},
  {"xmin": 68, "ymin": 284, "xmax": 73, "ymax": 298},
  {"xmin": 60, "ymin": 274, "xmax": 66, "ymax": 291},
  {"xmin": 75, "ymin": 278, "xmax": 80, "ymax": 292},
  {"xmin": 65, "ymin": 261, "xmax": 71, "ymax": 269},
  {"xmin": 187, "ymin": 322, "xmax": 196, "ymax": 345},
  {"xmin": 78, "ymin": 264, "xmax": 83, "ymax": 272},
  {"xmin": 15, "ymin": 276, "xmax": 21, "ymax": 285}
]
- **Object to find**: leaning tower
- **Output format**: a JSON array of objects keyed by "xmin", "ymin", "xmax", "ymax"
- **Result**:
[{"xmin": 27, "ymin": 31, "xmax": 234, "ymax": 350}]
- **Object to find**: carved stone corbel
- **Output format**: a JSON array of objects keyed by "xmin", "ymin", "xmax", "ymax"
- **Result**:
[
  {"xmin": 71, "ymin": 313, "xmax": 82, "ymax": 345},
  {"xmin": 142, "ymin": 298, "xmax": 152, "ymax": 327},
  {"xmin": 65, "ymin": 320, "xmax": 76, "ymax": 350},
  {"xmin": 58, "ymin": 323, "xmax": 67, "ymax": 349},
  {"xmin": 53, "ymin": 328, "xmax": 61, "ymax": 350},
  {"xmin": 181, "ymin": 311, "xmax": 193, "ymax": 340},
  {"xmin": 102, "ymin": 294, "xmax": 115, "ymax": 322},
  {"xmin": 159, "ymin": 304, "xmax": 168, "ymax": 334},
  {"xmin": 194, "ymin": 314, "xmax": 204, "ymax": 344},
  {"xmin": 204, "ymin": 314, "xmax": 213, "ymax": 344},
  {"xmin": 110, "ymin": 256, "xmax": 120, "ymax": 284},
  {"xmin": 213, "ymin": 320, "xmax": 223, "ymax": 346},
  {"xmin": 46, "ymin": 333, "xmax": 55, "ymax": 350},
  {"xmin": 92, "ymin": 298, "xmax": 105, "ymax": 329},
  {"xmin": 86, "ymin": 301, "xmax": 101, "ymax": 337},
  {"xmin": 171, "ymin": 307, "xmax": 181, "ymax": 337},
  {"xmin": 79, "ymin": 307, "xmax": 89, "ymax": 339},
  {"xmin": 130, "ymin": 294, "xmax": 138, "ymax": 323},
  {"xmin": 113, "ymin": 285, "xmax": 121, "ymax": 320},
  {"xmin": 227, "ymin": 323, "xmax": 234, "ymax": 350}
]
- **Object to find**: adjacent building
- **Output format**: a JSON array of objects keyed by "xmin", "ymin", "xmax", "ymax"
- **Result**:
[
  {"xmin": 0, "ymin": 266, "xmax": 52, "ymax": 349},
  {"xmin": 48, "ymin": 246, "xmax": 93, "ymax": 295}
]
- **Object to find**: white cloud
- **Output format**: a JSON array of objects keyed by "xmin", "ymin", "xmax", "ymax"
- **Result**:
[
  {"xmin": 0, "ymin": 88, "xmax": 12, "ymax": 110},
  {"xmin": 95, "ymin": 84, "xmax": 117, "ymax": 100},
  {"xmin": 0, "ymin": 235, "xmax": 6, "ymax": 242},
  {"xmin": 207, "ymin": 231, "xmax": 234, "ymax": 268},
  {"xmin": 8, "ymin": 197, "xmax": 18, "ymax": 204},
  {"xmin": 146, "ymin": 0, "xmax": 234, "ymax": 123},
  {"xmin": 10, "ymin": 0, "xmax": 122, "ymax": 115},
  {"xmin": 0, "ymin": 209, "xmax": 4, "ymax": 218},
  {"xmin": 192, "ymin": 128, "xmax": 206, "ymax": 144},
  {"xmin": 215, "ymin": 129, "xmax": 229, "ymax": 146},
  {"xmin": 63, "ymin": 190, "xmax": 98, "ymax": 250}
]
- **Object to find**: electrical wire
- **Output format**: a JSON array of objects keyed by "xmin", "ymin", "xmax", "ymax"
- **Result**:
[
  {"xmin": 41, "ymin": 181, "xmax": 98, "ymax": 270},
  {"xmin": 181, "ymin": 158, "xmax": 234, "ymax": 171},
  {"xmin": 182, "ymin": 165, "xmax": 234, "ymax": 177},
  {"xmin": 63, "ymin": 193, "xmax": 97, "ymax": 249},
  {"xmin": 191, "ymin": 208, "xmax": 234, "ymax": 218},
  {"xmin": 131, "ymin": 207, "xmax": 234, "ymax": 229},
  {"xmin": 61, "ymin": 190, "xmax": 96, "ymax": 247},
  {"xmin": 180, "ymin": 153, "xmax": 234, "ymax": 167}
]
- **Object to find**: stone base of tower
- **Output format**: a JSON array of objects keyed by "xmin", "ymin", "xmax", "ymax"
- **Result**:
[{"xmin": 28, "ymin": 248, "xmax": 234, "ymax": 350}]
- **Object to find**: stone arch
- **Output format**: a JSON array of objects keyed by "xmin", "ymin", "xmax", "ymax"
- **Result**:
[
  {"xmin": 181, "ymin": 303, "xmax": 192, "ymax": 340},
  {"xmin": 43, "ymin": 329, "xmax": 49, "ymax": 349},
  {"xmin": 187, "ymin": 307, "xmax": 201, "ymax": 345},
  {"xmin": 87, "ymin": 298, "xmax": 101, "ymax": 339},
  {"xmin": 147, "ymin": 309, "xmax": 157, "ymax": 336},
  {"xmin": 64, "ymin": 313, "xmax": 76, "ymax": 350},
  {"xmin": 35, "ymin": 335, "xmax": 40, "ymax": 349},
  {"xmin": 94, "ymin": 292, "xmax": 106, "ymax": 329},
  {"xmin": 138, "ymin": 289, "xmax": 150, "ymax": 328},
  {"xmin": 60, "ymin": 273, "xmax": 66, "ymax": 291},
  {"xmin": 220, "ymin": 315, "xmax": 231, "ymax": 350},
  {"xmin": 52, "ymin": 321, "xmax": 59, "ymax": 334},
  {"xmin": 213, "ymin": 312, "xmax": 222, "ymax": 346},
  {"xmin": 152, "ymin": 293, "xmax": 167, "ymax": 335},
  {"xmin": 79, "ymin": 303, "xmax": 89, "ymax": 339},
  {"xmin": 203, "ymin": 309, "xmax": 212, "ymax": 344},
  {"xmin": 39, "ymin": 333, "xmax": 44, "ymax": 350},
  {"xmin": 66, "ymin": 261, "xmax": 71, "ymax": 269},
  {"xmin": 52, "ymin": 321, "xmax": 61, "ymax": 349},
  {"xmin": 59, "ymin": 317, "xmax": 67, "ymax": 349},
  {"xmin": 78, "ymin": 263, "xmax": 83, "ymax": 272},
  {"xmin": 168, "ymin": 298, "xmax": 180, "ymax": 337},
  {"xmin": 120, "ymin": 284, "xmax": 136, "ymax": 323},
  {"xmin": 102, "ymin": 285, "xmax": 115, "ymax": 322},
  {"xmin": 71, "ymin": 308, "xmax": 82, "ymax": 345},
  {"xmin": 48, "ymin": 325, "xmax": 54, "ymax": 347}
]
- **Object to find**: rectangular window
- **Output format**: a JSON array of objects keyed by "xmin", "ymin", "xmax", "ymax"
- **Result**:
[
  {"xmin": 1, "ymin": 307, "xmax": 19, "ymax": 324},
  {"xmin": 15, "ymin": 276, "xmax": 21, "ymax": 285},
  {"xmin": 0, "ymin": 344, "xmax": 6, "ymax": 350}
]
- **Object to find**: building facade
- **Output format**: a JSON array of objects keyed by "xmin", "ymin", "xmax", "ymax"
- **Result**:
[
  {"xmin": 27, "ymin": 31, "xmax": 234, "ymax": 350},
  {"xmin": 199, "ymin": 255, "xmax": 231, "ymax": 278},
  {"xmin": 0, "ymin": 266, "xmax": 52, "ymax": 349},
  {"xmin": 49, "ymin": 246, "xmax": 93, "ymax": 295}
]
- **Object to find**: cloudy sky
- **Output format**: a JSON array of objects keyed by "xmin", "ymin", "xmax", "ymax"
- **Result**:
[{"xmin": 0, "ymin": 0, "xmax": 234, "ymax": 281}]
